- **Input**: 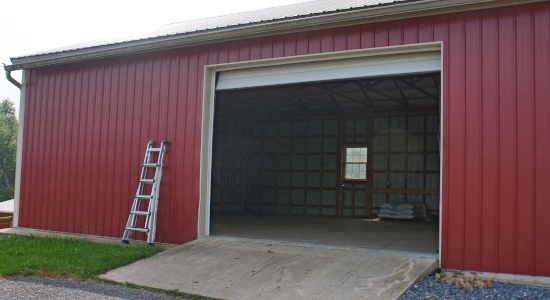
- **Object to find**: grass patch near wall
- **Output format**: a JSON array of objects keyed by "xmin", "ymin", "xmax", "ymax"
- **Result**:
[{"xmin": 0, "ymin": 235, "xmax": 163, "ymax": 279}]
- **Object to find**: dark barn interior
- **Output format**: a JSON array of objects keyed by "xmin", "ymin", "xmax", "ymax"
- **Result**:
[{"xmin": 209, "ymin": 73, "xmax": 441, "ymax": 254}]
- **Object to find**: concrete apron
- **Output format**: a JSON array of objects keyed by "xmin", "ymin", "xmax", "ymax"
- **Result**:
[{"xmin": 100, "ymin": 236, "xmax": 438, "ymax": 300}]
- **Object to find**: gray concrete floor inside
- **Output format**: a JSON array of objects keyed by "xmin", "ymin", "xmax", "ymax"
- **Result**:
[{"xmin": 210, "ymin": 213, "xmax": 439, "ymax": 254}]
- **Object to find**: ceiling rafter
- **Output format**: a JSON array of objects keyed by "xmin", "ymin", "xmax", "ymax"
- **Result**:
[
  {"xmin": 355, "ymin": 81, "xmax": 404, "ymax": 106},
  {"xmin": 393, "ymin": 78, "xmax": 410, "ymax": 106},
  {"xmin": 396, "ymin": 77, "xmax": 439, "ymax": 100}
]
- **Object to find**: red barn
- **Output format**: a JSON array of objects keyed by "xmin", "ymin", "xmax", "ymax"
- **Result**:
[{"xmin": 4, "ymin": 0, "xmax": 550, "ymax": 278}]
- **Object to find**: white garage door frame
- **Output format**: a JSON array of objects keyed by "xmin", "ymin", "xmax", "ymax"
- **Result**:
[{"xmin": 199, "ymin": 41, "xmax": 444, "ymax": 261}]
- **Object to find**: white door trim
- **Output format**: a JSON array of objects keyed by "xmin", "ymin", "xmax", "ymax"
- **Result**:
[{"xmin": 198, "ymin": 42, "xmax": 444, "ymax": 265}]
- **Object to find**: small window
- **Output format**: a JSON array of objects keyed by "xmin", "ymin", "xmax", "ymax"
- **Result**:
[{"xmin": 343, "ymin": 146, "xmax": 368, "ymax": 180}]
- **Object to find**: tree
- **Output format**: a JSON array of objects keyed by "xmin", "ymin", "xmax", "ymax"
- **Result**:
[{"xmin": 0, "ymin": 98, "xmax": 18, "ymax": 202}]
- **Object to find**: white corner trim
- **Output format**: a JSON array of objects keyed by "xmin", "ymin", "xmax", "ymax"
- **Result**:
[
  {"xmin": 438, "ymin": 42, "xmax": 444, "ymax": 267},
  {"xmin": 13, "ymin": 70, "xmax": 26, "ymax": 228}
]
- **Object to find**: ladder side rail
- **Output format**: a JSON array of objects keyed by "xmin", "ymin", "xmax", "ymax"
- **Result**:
[
  {"xmin": 136, "ymin": 141, "xmax": 154, "ymax": 233},
  {"xmin": 149, "ymin": 167, "xmax": 162, "ymax": 242},
  {"xmin": 122, "ymin": 141, "xmax": 154, "ymax": 243},
  {"xmin": 147, "ymin": 184, "xmax": 157, "ymax": 244},
  {"xmin": 149, "ymin": 141, "xmax": 167, "ymax": 244},
  {"xmin": 131, "ymin": 142, "xmax": 153, "ymax": 232},
  {"xmin": 142, "ymin": 141, "xmax": 158, "ymax": 240}
]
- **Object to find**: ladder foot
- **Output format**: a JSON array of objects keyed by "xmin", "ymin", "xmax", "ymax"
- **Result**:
[
  {"xmin": 147, "ymin": 243, "xmax": 155, "ymax": 246},
  {"xmin": 121, "ymin": 240, "xmax": 129, "ymax": 244}
]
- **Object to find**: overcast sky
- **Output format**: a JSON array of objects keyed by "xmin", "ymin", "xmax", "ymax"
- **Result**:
[{"xmin": 1, "ymin": 0, "xmax": 309, "ymax": 118}]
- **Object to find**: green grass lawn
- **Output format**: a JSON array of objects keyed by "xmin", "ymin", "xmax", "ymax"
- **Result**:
[{"xmin": 0, "ymin": 235, "xmax": 163, "ymax": 279}]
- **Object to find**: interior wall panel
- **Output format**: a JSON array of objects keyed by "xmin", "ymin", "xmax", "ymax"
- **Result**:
[{"xmin": 17, "ymin": 2, "xmax": 550, "ymax": 277}]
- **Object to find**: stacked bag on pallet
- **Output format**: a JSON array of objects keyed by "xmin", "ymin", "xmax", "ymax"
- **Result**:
[{"xmin": 378, "ymin": 203, "xmax": 415, "ymax": 219}]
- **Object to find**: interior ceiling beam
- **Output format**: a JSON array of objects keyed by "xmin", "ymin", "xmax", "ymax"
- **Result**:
[
  {"xmin": 314, "ymin": 82, "xmax": 373, "ymax": 108},
  {"xmin": 355, "ymin": 81, "xmax": 404, "ymax": 106},
  {"xmin": 327, "ymin": 94, "xmax": 343, "ymax": 109},
  {"xmin": 330, "ymin": 92, "xmax": 372, "ymax": 107},
  {"xmin": 351, "ymin": 82, "xmax": 376, "ymax": 108},
  {"xmin": 301, "ymin": 95, "xmax": 339, "ymax": 109},
  {"xmin": 392, "ymin": 78, "xmax": 410, "ymax": 106},
  {"xmin": 431, "ymin": 75, "xmax": 441, "ymax": 97},
  {"xmin": 396, "ymin": 77, "xmax": 439, "ymax": 101},
  {"xmin": 290, "ymin": 97, "xmax": 311, "ymax": 110},
  {"xmin": 315, "ymin": 83, "xmax": 343, "ymax": 109}
]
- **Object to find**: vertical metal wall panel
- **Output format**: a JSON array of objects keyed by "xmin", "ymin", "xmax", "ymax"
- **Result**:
[
  {"xmin": 464, "ymin": 10, "xmax": 482, "ymax": 273},
  {"xmin": 445, "ymin": 12, "xmax": 466, "ymax": 273},
  {"xmin": 16, "ymin": 2, "xmax": 550, "ymax": 276},
  {"xmin": 480, "ymin": 8, "xmax": 499, "ymax": 274},
  {"xmin": 497, "ymin": 6, "xmax": 517, "ymax": 275},
  {"xmin": 533, "ymin": 1, "xmax": 550, "ymax": 277},
  {"xmin": 515, "ymin": 5, "xmax": 536, "ymax": 276}
]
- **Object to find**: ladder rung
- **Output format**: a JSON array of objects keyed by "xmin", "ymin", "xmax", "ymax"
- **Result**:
[
  {"xmin": 148, "ymin": 148, "xmax": 162, "ymax": 152},
  {"xmin": 126, "ymin": 227, "xmax": 148, "ymax": 233},
  {"xmin": 136, "ymin": 194, "xmax": 152, "ymax": 199},
  {"xmin": 140, "ymin": 179, "xmax": 155, "ymax": 184},
  {"xmin": 142, "ymin": 163, "xmax": 158, "ymax": 168},
  {"xmin": 130, "ymin": 211, "xmax": 150, "ymax": 216}
]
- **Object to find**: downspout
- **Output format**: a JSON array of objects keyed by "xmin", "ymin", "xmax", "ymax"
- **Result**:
[
  {"xmin": 5, "ymin": 69, "xmax": 22, "ymax": 89},
  {"xmin": 2, "ymin": 68, "xmax": 19, "ymax": 188},
  {"xmin": 4, "ymin": 66, "xmax": 25, "ymax": 229}
]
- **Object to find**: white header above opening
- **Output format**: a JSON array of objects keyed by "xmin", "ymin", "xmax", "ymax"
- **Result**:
[{"xmin": 216, "ymin": 51, "xmax": 441, "ymax": 91}]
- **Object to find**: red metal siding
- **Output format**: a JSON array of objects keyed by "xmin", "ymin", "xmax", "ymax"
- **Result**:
[{"xmin": 18, "ymin": 2, "xmax": 550, "ymax": 276}]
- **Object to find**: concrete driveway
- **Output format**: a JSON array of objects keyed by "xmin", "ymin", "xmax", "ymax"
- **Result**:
[{"xmin": 101, "ymin": 237, "xmax": 437, "ymax": 300}]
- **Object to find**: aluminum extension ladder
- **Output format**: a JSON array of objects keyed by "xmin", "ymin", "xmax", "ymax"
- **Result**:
[{"xmin": 122, "ymin": 140, "xmax": 167, "ymax": 245}]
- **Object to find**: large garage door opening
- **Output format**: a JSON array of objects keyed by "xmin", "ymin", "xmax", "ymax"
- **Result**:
[{"xmin": 208, "ymin": 71, "xmax": 441, "ymax": 254}]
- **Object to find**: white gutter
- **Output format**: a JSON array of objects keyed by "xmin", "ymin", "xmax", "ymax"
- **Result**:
[
  {"xmin": 3, "ymin": 0, "xmax": 544, "ymax": 71},
  {"xmin": 5, "ymin": 70, "xmax": 21, "ymax": 89}
]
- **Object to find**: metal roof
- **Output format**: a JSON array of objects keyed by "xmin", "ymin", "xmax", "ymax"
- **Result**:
[
  {"xmin": 17, "ymin": 0, "xmax": 406, "ymax": 59},
  {"xmin": 5, "ymin": 0, "xmax": 527, "ymax": 70}
]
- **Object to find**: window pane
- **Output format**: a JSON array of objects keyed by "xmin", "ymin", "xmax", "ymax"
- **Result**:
[
  {"xmin": 344, "ymin": 147, "xmax": 368, "ymax": 180},
  {"xmin": 345, "ymin": 164, "xmax": 353, "ymax": 178}
]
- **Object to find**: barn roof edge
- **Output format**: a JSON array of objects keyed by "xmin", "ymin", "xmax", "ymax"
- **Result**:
[{"xmin": 3, "ymin": 0, "xmax": 541, "ymax": 71}]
